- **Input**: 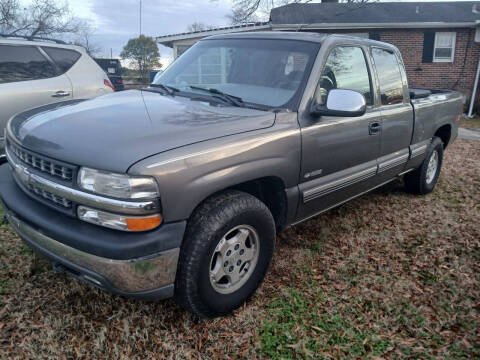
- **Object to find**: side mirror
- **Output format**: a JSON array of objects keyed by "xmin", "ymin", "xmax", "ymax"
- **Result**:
[{"xmin": 311, "ymin": 89, "xmax": 366, "ymax": 117}]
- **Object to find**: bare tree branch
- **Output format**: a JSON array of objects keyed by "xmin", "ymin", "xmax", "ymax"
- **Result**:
[
  {"xmin": 73, "ymin": 21, "xmax": 101, "ymax": 56},
  {"xmin": 186, "ymin": 22, "xmax": 216, "ymax": 33},
  {"xmin": 0, "ymin": 0, "xmax": 18, "ymax": 31},
  {"xmin": 222, "ymin": 0, "xmax": 373, "ymax": 24},
  {"xmin": 0, "ymin": 0, "xmax": 82, "ymax": 39}
]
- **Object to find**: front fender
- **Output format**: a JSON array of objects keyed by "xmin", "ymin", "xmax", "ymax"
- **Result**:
[{"xmin": 128, "ymin": 113, "xmax": 301, "ymax": 222}]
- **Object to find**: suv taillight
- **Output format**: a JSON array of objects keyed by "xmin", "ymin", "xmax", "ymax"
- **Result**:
[{"xmin": 104, "ymin": 79, "xmax": 115, "ymax": 91}]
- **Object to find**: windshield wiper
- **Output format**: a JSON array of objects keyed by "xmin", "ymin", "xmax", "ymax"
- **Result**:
[
  {"xmin": 149, "ymin": 83, "xmax": 180, "ymax": 95},
  {"xmin": 189, "ymin": 86, "xmax": 244, "ymax": 107}
]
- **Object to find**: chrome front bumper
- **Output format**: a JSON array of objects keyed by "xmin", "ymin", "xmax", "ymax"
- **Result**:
[{"xmin": 6, "ymin": 211, "xmax": 179, "ymax": 297}]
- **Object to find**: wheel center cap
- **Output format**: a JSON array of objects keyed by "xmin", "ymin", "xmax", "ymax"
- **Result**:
[{"xmin": 230, "ymin": 251, "xmax": 241, "ymax": 264}]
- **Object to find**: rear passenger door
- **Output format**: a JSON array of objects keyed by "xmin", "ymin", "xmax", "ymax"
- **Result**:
[
  {"xmin": 370, "ymin": 48, "xmax": 414, "ymax": 180},
  {"xmin": 0, "ymin": 45, "xmax": 72, "ymax": 145},
  {"xmin": 297, "ymin": 45, "xmax": 382, "ymax": 220}
]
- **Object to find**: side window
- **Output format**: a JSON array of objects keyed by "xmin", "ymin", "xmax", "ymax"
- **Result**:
[
  {"xmin": 42, "ymin": 47, "xmax": 81, "ymax": 74},
  {"xmin": 371, "ymin": 48, "xmax": 404, "ymax": 105},
  {"xmin": 0, "ymin": 45, "xmax": 56, "ymax": 84},
  {"xmin": 317, "ymin": 46, "xmax": 372, "ymax": 105}
]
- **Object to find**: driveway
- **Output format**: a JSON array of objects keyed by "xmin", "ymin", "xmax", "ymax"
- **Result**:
[{"xmin": 458, "ymin": 127, "xmax": 480, "ymax": 140}]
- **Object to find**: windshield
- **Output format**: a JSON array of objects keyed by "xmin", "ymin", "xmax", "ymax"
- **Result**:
[{"xmin": 154, "ymin": 39, "xmax": 320, "ymax": 109}]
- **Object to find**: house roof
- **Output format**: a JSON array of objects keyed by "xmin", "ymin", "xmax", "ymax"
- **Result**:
[
  {"xmin": 157, "ymin": 2, "xmax": 480, "ymax": 46},
  {"xmin": 270, "ymin": 1, "xmax": 480, "ymax": 27},
  {"xmin": 156, "ymin": 22, "xmax": 271, "ymax": 46}
]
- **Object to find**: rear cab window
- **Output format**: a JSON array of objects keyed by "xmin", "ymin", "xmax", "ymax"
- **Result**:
[
  {"xmin": 0, "ymin": 45, "xmax": 56, "ymax": 84},
  {"xmin": 371, "ymin": 48, "xmax": 404, "ymax": 105},
  {"xmin": 42, "ymin": 47, "xmax": 81, "ymax": 74}
]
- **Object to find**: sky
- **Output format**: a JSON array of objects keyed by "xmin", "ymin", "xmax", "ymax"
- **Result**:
[
  {"xmin": 68, "ymin": 0, "xmax": 233, "ymax": 66},
  {"xmin": 60, "ymin": 0, "xmax": 472, "ymax": 67}
]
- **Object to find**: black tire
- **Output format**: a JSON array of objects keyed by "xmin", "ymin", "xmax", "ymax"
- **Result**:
[
  {"xmin": 404, "ymin": 137, "xmax": 444, "ymax": 195},
  {"xmin": 174, "ymin": 190, "xmax": 276, "ymax": 318}
]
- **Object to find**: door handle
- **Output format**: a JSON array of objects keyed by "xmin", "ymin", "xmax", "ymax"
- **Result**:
[
  {"xmin": 368, "ymin": 121, "xmax": 382, "ymax": 135},
  {"xmin": 51, "ymin": 90, "xmax": 70, "ymax": 98}
]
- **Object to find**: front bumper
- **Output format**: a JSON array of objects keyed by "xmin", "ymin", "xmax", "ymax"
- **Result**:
[{"xmin": 0, "ymin": 164, "xmax": 186, "ymax": 299}]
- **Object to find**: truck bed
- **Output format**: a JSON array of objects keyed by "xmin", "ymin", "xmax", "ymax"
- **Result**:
[{"xmin": 409, "ymin": 88, "xmax": 463, "ymax": 146}]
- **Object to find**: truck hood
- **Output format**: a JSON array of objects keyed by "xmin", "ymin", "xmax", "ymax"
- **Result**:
[{"xmin": 9, "ymin": 90, "xmax": 275, "ymax": 173}]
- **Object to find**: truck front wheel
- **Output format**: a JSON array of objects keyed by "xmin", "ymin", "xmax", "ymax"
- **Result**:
[
  {"xmin": 404, "ymin": 137, "xmax": 444, "ymax": 195},
  {"xmin": 174, "ymin": 190, "xmax": 276, "ymax": 318}
]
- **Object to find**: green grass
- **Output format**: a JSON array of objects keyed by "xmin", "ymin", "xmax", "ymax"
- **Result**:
[
  {"xmin": 258, "ymin": 266, "xmax": 480, "ymax": 359},
  {"xmin": 259, "ymin": 286, "xmax": 393, "ymax": 359}
]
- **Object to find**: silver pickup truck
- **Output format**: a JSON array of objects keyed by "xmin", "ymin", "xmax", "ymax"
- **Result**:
[{"xmin": 0, "ymin": 33, "xmax": 462, "ymax": 318}]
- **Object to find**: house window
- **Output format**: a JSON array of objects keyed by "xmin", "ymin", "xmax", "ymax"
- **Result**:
[{"xmin": 433, "ymin": 32, "xmax": 456, "ymax": 62}]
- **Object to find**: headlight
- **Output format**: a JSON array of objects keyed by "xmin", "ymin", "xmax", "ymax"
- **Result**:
[{"xmin": 78, "ymin": 167, "xmax": 159, "ymax": 199}]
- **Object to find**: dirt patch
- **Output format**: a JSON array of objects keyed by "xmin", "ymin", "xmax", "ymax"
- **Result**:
[{"xmin": 460, "ymin": 115, "xmax": 480, "ymax": 129}]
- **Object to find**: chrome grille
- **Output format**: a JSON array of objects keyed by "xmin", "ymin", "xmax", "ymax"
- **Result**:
[
  {"xmin": 28, "ymin": 183, "xmax": 72, "ymax": 208},
  {"xmin": 7, "ymin": 140, "xmax": 74, "ymax": 182}
]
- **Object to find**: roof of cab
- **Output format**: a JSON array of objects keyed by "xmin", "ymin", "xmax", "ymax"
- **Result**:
[
  {"xmin": 202, "ymin": 31, "xmax": 396, "ymax": 48},
  {"xmin": 203, "ymin": 31, "xmax": 328, "ymax": 43}
]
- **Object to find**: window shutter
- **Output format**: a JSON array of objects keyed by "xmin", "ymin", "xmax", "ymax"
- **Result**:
[
  {"xmin": 422, "ymin": 32, "xmax": 435, "ymax": 63},
  {"xmin": 369, "ymin": 32, "xmax": 381, "ymax": 41}
]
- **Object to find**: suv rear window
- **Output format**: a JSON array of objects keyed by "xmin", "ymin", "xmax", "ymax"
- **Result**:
[
  {"xmin": 42, "ymin": 47, "xmax": 81, "ymax": 73},
  {"xmin": 0, "ymin": 45, "xmax": 56, "ymax": 84}
]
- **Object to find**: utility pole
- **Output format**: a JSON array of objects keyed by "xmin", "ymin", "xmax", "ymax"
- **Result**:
[{"xmin": 139, "ymin": 0, "xmax": 142, "ymax": 36}]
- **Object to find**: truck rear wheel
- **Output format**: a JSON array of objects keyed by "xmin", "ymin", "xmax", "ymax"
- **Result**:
[
  {"xmin": 174, "ymin": 190, "xmax": 276, "ymax": 318},
  {"xmin": 404, "ymin": 137, "xmax": 444, "ymax": 195}
]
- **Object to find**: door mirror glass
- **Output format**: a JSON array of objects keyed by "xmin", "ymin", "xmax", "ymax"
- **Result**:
[{"xmin": 311, "ymin": 89, "xmax": 366, "ymax": 117}]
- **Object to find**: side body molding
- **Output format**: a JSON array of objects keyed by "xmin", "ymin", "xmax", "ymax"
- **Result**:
[{"xmin": 302, "ymin": 161, "xmax": 378, "ymax": 203}]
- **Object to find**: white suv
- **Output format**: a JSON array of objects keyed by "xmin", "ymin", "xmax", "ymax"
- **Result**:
[{"xmin": 0, "ymin": 37, "xmax": 114, "ymax": 158}]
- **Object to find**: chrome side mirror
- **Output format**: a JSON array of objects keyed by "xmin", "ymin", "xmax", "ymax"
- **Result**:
[{"xmin": 311, "ymin": 89, "xmax": 367, "ymax": 117}]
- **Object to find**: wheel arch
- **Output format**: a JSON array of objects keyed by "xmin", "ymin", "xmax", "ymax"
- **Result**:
[
  {"xmin": 189, "ymin": 176, "xmax": 289, "ymax": 230},
  {"xmin": 434, "ymin": 124, "xmax": 452, "ymax": 149}
]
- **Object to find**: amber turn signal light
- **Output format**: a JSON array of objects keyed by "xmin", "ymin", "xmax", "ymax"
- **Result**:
[
  {"xmin": 78, "ymin": 206, "xmax": 163, "ymax": 232},
  {"xmin": 126, "ymin": 215, "xmax": 163, "ymax": 232}
]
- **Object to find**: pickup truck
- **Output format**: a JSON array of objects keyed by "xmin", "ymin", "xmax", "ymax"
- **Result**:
[{"xmin": 0, "ymin": 33, "xmax": 462, "ymax": 318}]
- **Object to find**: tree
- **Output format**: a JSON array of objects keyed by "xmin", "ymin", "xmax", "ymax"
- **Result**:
[
  {"xmin": 0, "ymin": 0, "xmax": 82, "ymax": 39},
  {"xmin": 226, "ymin": 0, "xmax": 372, "ymax": 24},
  {"xmin": 73, "ymin": 21, "xmax": 101, "ymax": 57},
  {"xmin": 120, "ymin": 35, "xmax": 161, "ymax": 83},
  {"xmin": 186, "ymin": 22, "xmax": 214, "ymax": 33},
  {"xmin": 0, "ymin": 0, "xmax": 17, "ymax": 31}
]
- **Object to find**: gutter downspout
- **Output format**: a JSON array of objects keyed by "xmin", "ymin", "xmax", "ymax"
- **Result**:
[{"xmin": 468, "ymin": 58, "xmax": 480, "ymax": 118}]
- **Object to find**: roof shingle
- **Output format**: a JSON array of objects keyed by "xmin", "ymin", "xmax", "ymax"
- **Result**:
[{"xmin": 270, "ymin": 1, "xmax": 480, "ymax": 25}]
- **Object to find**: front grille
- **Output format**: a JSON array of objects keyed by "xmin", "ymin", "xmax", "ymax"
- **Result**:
[
  {"xmin": 7, "ymin": 139, "xmax": 74, "ymax": 182},
  {"xmin": 28, "ymin": 183, "xmax": 72, "ymax": 208}
]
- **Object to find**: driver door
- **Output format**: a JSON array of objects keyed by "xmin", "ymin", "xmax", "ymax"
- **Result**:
[{"xmin": 296, "ymin": 45, "xmax": 382, "ymax": 220}]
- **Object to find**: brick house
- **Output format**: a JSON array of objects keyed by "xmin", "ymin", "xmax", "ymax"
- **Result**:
[{"xmin": 157, "ymin": 1, "xmax": 480, "ymax": 111}]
